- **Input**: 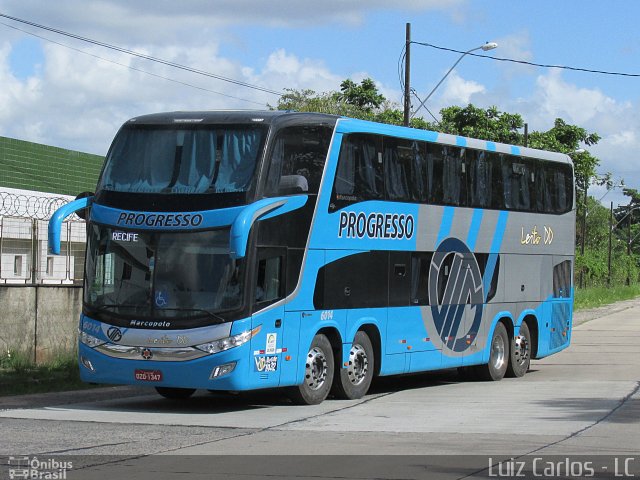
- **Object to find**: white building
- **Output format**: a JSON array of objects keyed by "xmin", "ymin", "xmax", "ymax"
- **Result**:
[{"xmin": 0, "ymin": 187, "xmax": 86, "ymax": 285}]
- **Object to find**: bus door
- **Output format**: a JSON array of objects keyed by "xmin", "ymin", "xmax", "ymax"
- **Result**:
[{"xmin": 249, "ymin": 247, "xmax": 287, "ymax": 387}]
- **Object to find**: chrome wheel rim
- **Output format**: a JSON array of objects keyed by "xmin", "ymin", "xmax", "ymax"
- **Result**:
[
  {"xmin": 305, "ymin": 347, "xmax": 328, "ymax": 390},
  {"xmin": 513, "ymin": 334, "xmax": 530, "ymax": 367},
  {"xmin": 346, "ymin": 344, "xmax": 368, "ymax": 386},
  {"xmin": 491, "ymin": 334, "xmax": 506, "ymax": 371}
]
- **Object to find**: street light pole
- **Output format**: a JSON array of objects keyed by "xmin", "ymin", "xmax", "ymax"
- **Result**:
[{"xmin": 411, "ymin": 41, "xmax": 498, "ymax": 119}]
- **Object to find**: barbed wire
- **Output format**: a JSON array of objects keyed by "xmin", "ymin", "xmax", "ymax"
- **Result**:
[{"xmin": 0, "ymin": 192, "xmax": 82, "ymax": 221}]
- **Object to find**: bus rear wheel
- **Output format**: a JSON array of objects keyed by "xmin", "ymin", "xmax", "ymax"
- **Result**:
[
  {"xmin": 476, "ymin": 322, "xmax": 509, "ymax": 381},
  {"xmin": 331, "ymin": 331, "xmax": 374, "ymax": 400},
  {"xmin": 289, "ymin": 334, "xmax": 334, "ymax": 405},
  {"xmin": 155, "ymin": 387, "xmax": 196, "ymax": 399},
  {"xmin": 506, "ymin": 322, "xmax": 531, "ymax": 377}
]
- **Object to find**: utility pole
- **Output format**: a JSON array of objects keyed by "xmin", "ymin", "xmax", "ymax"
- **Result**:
[
  {"xmin": 579, "ymin": 177, "xmax": 588, "ymax": 288},
  {"xmin": 403, "ymin": 23, "xmax": 411, "ymax": 127},
  {"xmin": 607, "ymin": 201, "xmax": 613, "ymax": 287},
  {"xmin": 627, "ymin": 204, "xmax": 632, "ymax": 286}
]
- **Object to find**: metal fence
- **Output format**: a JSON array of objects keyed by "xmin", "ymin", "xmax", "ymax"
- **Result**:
[{"xmin": 0, "ymin": 192, "xmax": 85, "ymax": 286}]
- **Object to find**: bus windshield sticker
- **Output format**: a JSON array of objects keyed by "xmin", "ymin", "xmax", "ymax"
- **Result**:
[
  {"xmin": 266, "ymin": 333, "xmax": 277, "ymax": 355},
  {"xmin": 112, "ymin": 231, "xmax": 139, "ymax": 242},
  {"xmin": 155, "ymin": 291, "xmax": 169, "ymax": 308}
]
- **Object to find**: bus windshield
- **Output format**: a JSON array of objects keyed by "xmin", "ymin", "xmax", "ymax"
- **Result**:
[
  {"xmin": 84, "ymin": 225, "xmax": 244, "ymax": 322},
  {"xmin": 98, "ymin": 125, "xmax": 266, "ymax": 195}
]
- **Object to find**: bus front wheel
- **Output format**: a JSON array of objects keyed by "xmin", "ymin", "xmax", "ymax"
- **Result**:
[
  {"xmin": 477, "ymin": 322, "xmax": 509, "ymax": 381},
  {"xmin": 331, "ymin": 331, "xmax": 374, "ymax": 400},
  {"xmin": 289, "ymin": 334, "xmax": 334, "ymax": 405}
]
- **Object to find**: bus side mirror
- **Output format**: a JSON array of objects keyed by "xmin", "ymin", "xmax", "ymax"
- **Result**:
[
  {"xmin": 74, "ymin": 191, "xmax": 94, "ymax": 220},
  {"xmin": 48, "ymin": 196, "xmax": 93, "ymax": 255}
]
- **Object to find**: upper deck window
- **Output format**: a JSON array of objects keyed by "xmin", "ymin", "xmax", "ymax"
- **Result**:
[
  {"xmin": 263, "ymin": 125, "xmax": 333, "ymax": 196},
  {"xmin": 98, "ymin": 125, "xmax": 266, "ymax": 195}
]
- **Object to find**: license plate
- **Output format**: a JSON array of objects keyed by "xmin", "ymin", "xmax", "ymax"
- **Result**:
[{"xmin": 134, "ymin": 369, "xmax": 163, "ymax": 382}]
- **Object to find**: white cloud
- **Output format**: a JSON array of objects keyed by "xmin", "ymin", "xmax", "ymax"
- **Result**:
[
  {"xmin": 607, "ymin": 130, "xmax": 637, "ymax": 148},
  {"xmin": 0, "ymin": 39, "xmax": 345, "ymax": 154},
  {"xmin": 261, "ymin": 49, "xmax": 340, "ymax": 90},
  {"xmin": 534, "ymin": 70, "xmax": 620, "ymax": 125},
  {"xmin": 512, "ymin": 70, "xmax": 640, "ymax": 199},
  {"xmin": 0, "ymin": 42, "xmax": 43, "ymax": 124},
  {"xmin": 493, "ymin": 31, "xmax": 535, "ymax": 78},
  {"xmin": 440, "ymin": 70, "xmax": 486, "ymax": 106},
  {"xmin": 3, "ymin": 0, "xmax": 466, "ymax": 40}
]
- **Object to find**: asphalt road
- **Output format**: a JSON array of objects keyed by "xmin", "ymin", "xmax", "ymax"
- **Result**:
[{"xmin": 1, "ymin": 299, "xmax": 639, "ymax": 479}]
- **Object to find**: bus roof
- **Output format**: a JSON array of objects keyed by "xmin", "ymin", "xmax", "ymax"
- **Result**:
[
  {"xmin": 125, "ymin": 110, "xmax": 340, "ymax": 128},
  {"xmin": 124, "ymin": 111, "xmax": 571, "ymax": 165},
  {"xmin": 335, "ymin": 117, "xmax": 573, "ymax": 165}
]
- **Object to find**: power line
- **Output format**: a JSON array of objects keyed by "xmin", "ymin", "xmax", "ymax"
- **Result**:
[
  {"xmin": 0, "ymin": 21, "xmax": 267, "ymax": 106},
  {"xmin": 0, "ymin": 12, "xmax": 284, "ymax": 96},
  {"xmin": 412, "ymin": 41, "xmax": 640, "ymax": 78}
]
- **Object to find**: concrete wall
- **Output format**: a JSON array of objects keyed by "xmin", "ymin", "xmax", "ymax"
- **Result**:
[{"xmin": 0, "ymin": 286, "xmax": 82, "ymax": 362}]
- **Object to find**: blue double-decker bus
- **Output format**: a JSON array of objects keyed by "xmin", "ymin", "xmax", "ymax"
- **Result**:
[{"xmin": 49, "ymin": 111, "xmax": 575, "ymax": 404}]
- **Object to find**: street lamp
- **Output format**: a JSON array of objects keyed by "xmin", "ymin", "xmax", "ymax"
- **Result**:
[{"xmin": 411, "ymin": 42, "xmax": 498, "ymax": 119}]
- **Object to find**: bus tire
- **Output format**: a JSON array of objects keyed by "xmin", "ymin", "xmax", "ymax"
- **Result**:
[
  {"xmin": 289, "ymin": 334, "xmax": 334, "ymax": 405},
  {"xmin": 331, "ymin": 331, "xmax": 374, "ymax": 400},
  {"xmin": 155, "ymin": 387, "xmax": 196, "ymax": 399},
  {"xmin": 506, "ymin": 322, "xmax": 531, "ymax": 378},
  {"xmin": 477, "ymin": 322, "xmax": 509, "ymax": 381}
]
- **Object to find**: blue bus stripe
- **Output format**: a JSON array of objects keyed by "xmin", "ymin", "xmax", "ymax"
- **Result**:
[
  {"xmin": 436, "ymin": 206, "xmax": 455, "ymax": 246},
  {"xmin": 483, "ymin": 210, "xmax": 509, "ymax": 300},
  {"xmin": 466, "ymin": 209, "xmax": 484, "ymax": 251}
]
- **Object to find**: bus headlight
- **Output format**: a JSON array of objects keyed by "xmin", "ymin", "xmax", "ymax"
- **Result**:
[
  {"xmin": 195, "ymin": 326, "xmax": 261, "ymax": 355},
  {"xmin": 80, "ymin": 331, "xmax": 107, "ymax": 348}
]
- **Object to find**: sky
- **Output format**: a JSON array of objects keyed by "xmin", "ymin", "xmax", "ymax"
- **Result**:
[{"xmin": 0, "ymin": 0, "xmax": 638, "ymax": 205}]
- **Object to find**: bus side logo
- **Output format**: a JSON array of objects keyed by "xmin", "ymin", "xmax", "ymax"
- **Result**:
[{"xmin": 428, "ymin": 238, "xmax": 484, "ymax": 353}]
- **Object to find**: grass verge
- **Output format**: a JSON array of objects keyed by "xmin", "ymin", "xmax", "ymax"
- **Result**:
[
  {"xmin": 574, "ymin": 284, "xmax": 640, "ymax": 310},
  {"xmin": 0, "ymin": 350, "xmax": 96, "ymax": 397}
]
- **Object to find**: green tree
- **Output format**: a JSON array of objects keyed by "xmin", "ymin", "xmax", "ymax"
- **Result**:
[
  {"xmin": 614, "ymin": 188, "xmax": 640, "ymax": 278},
  {"xmin": 337, "ymin": 78, "xmax": 385, "ymax": 113},
  {"xmin": 274, "ymin": 78, "xmax": 387, "ymax": 120},
  {"xmin": 426, "ymin": 104, "xmax": 524, "ymax": 145}
]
